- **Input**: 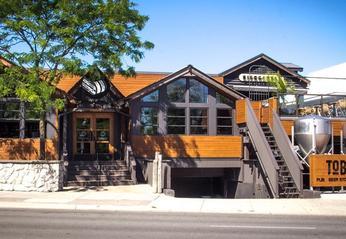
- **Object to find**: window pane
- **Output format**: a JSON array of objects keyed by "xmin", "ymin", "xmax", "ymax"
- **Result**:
[
  {"xmin": 0, "ymin": 102, "xmax": 20, "ymax": 119},
  {"xmin": 96, "ymin": 130, "xmax": 109, "ymax": 141},
  {"xmin": 217, "ymin": 108, "xmax": 232, "ymax": 117},
  {"xmin": 76, "ymin": 118, "xmax": 90, "ymax": 129},
  {"xmin": 140, "ymin": 107, "xmax": 158, "ymax": 135},
  {"xmin": 140, "ymin": 126, "xmax": 158, "ymax": 135},
  {"xmin": 26, "ymin": 110, "xmax": 40, "ymax": 119},
  {"xmin": 96, "ymin": 143, "xmax": 109, "ymax": 153},
  {"xmin": 167, "ymin": 126, "xmax": 185, "ymax": 134},
  {"xmin": 217, "ymin": 127, "xmax": 232, "ymax": 135},
  {"xmin": 190, "ymin": 108, "xmax": 208, "ymax": 117},
  {"xmin": 190, "ymin": 126, "xmax": 208, "ymax": 134},
  {"xmin": 142, "ymin": 90, "xmax": 159, "ymax": 102},
  {"xmin": 217, "ymin": 108, "xmax": 232, "ymax": 135},
  {"xmin": 77, "ymin": 130, "xmax": 92, "ymax": 141},
  {"xmin": 167, "ymin": 108, "xmax": 186, "ymax": 135},
  {"xmin": 77, "ymin": 142, "xmax": 90, "ymax": 154},
  {"xmin": 217, "ymin": 118, "xmax": 232, "ymax": 125},
  {"xmin": 189, "ymin": 79, "xmax": 208, "ymax": 103},
  {"xmin": 0, "ymin": 121, "xmax": 19, "ymax": 137},
  {"xmin": 216, "ymin": 92, "xmax": 232, "ymax": 105},
  {"xmin": 190, "ymin": 108, "xmax": 208, "ymax": 135},
  {"xmin": 167, "ymin": 78, "xmax": 186, "ymax": 102},
  {"xmin": 25, "ymin": 121, "xmax": 39, "ymax": 138},
  {"xmin": 96, "ymin": 118, "xmax": 109, "ymax": 129}
]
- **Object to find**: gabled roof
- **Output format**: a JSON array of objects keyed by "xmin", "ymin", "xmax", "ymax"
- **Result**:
[
  {"xmin": 111, "ymin": 72, "xmax": 168, "ymax": 97},
  {"xmin": 67, "ymin": 68, "xmax": 124, "ymax": 98},
  {"xmin": 126, "ymin": 65, "xmax": 245, "ymax": 101},
  {"xmin": 219, "ymin": 53, "xmax": 310, "ymax": 84}
]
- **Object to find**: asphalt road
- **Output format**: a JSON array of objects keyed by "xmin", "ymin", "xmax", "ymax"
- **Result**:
[{"xmin": 0, "ymin": 209, "xmax": 345, "ymax": 239}]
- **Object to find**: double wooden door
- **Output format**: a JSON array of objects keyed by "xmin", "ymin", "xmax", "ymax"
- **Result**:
[{"xmin": 73, "ymin": 112, "xmax": 115, "ymax": 160}]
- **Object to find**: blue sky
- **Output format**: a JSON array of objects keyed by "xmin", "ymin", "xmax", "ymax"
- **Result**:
[{"xmin": 131, "ymin": 0, "xmax": 346, "ymax": 75}]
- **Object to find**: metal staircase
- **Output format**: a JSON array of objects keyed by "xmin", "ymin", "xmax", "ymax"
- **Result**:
[
  {"xmin": 261, "ymin": 123, "xmax": 300, "ymax": 198},
  {"xmin": 241, "ymin": 98, "xmax": 303, "ymax": 198}
]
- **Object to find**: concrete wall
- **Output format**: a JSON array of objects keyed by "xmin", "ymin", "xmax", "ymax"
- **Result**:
[{"xmin": 0, "ymin": 160, "xmax": 63, "ymax": 192}]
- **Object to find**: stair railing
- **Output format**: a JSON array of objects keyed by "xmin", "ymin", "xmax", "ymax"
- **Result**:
[
  {"xmin": 124, "ymin": 143, "xmax": 137, "ymax": 184},
  {"xmin": 244, "ymin": 99, "xmax": 280, "ymax": 198},
  {"xmin": 270, "ymin": 110, "xmax": 304, "ymax": 195}
]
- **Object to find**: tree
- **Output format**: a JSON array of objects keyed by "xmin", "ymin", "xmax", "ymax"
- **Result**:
[
  {"xmin": 0, "ymin": 0, "xmax": 154, "ymax": 160},
  {"xmin": 265, "ymin": 72, "xmax": 295, "ymax": 94}
]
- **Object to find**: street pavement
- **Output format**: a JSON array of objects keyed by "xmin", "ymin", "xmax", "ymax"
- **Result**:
[
  {"xmin": 0, "ymin": 185, "xmax": 346, "ymax": 216},
  {"xmin": 1, "ymin": 209, "xmax": 346, "ymax": 239}
]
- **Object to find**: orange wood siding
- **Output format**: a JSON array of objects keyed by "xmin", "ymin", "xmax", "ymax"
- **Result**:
[
  {"xmin": 56, "ymin": 73, "xmax": 224, "ymax": 96},
  {"xmin": 211, "ymin": 76, "xmax": 224, "ymax": 84},
  {"xmin": 131, "ymin": 135, "xmax": 243, "ymax": 158},
  {"xmin": 0, "ymin": 138, "xmax": 58, "ymax": 160},
  {"xmin": 236, "ymin": 99, "xmax": 246, "ymax": 124},
  {"xmin": 251, "ymin": 101, "xmax": 261, "ymax": 121},
  {"xmin": 281, "ymin": 120, "xmax": 294, "ymax": 135},
  {"xmin": 111, "ymin": 73, "xmax": 167, "ymax": 97},
  {"xmin": 331, "ymin": 121, "xmax": 344, "ymax": 136},
  {"xmin": 56, "ymin": 74, "xmax": 81, "ymax": 93}
]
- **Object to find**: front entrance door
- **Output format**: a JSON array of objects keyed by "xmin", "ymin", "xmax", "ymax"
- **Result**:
[{"xmin": 73, "ymin": 112, "xmax": 115, "ymax": 160}]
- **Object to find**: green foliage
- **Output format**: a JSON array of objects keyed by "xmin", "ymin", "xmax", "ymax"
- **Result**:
[
  {"xmin": 265, "ymin": 72, "xmax": 295, "ymax": 94},
  {"xmin": 0, "ymin": 0, "xmax": 153, "ymax": 159},
  {"xmin": 0, "ymin": 0, "xmax": 154, "ymax": 115}
]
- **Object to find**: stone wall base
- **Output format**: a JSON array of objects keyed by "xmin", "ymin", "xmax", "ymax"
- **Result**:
[{"xmin": 0, "ymin": 161, "xmax": 63, "ymax": 192}]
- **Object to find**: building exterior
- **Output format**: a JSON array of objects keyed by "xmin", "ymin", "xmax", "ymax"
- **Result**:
[{"xmin": 1, "ymin": 53, "xmax": 345, "ymax": 197}]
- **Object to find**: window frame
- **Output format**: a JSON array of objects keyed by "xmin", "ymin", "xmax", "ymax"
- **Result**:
[
  {"xmin": 136, "ymin": 77, "xmax": 235, "ymax": 136},
  {"xmin": 0, "ymin": 98, "xmax": 40, "ymax": 138},
  {"xmin": 139, "ymin": 106, "xmax": 159, "ymax": 135},
  {"xmin": 216, "ymin": 108, "xmax": 233, "ymax": 135}
]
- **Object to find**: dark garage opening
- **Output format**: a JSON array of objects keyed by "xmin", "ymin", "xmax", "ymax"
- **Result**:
[{"xmin": 172, "ymin": 176, "xmax": 224, "ymax": 198}]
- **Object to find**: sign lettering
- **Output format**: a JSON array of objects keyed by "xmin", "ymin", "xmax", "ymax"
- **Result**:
[{"xmin": 310, "ymin": 155, "xmax": 346, "ymax": 187}]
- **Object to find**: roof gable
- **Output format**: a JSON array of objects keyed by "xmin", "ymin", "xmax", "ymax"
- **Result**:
[
  {"xmin": 220, "ymin": 53, "xmax": 309, "ymax": 84},
  {"xmin": 67, "ymin": 68, "xmax": 124, "ymax": 100},
  {"xmin": 126, "ymin": 65, "xmax": 245, "ymax": 101}
]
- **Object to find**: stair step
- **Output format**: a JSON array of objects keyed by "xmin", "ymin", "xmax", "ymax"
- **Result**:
[
  {"xmin": 68, "ymin": 162, "xmax": 127, "ymax": 166},
  {"xmin": 68, "ymin": 175, "xmax": 131, "ymax": 181},
  {"xmin": 68, "ymin": 170, "xmax": 130, "ymax": 176},
  {"xmin": 67, "ymin": 180, "xmax": 134, "ymax": 187}
]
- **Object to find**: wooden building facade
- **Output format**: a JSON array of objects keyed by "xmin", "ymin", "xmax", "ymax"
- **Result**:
[{"xmin": 1, "ymin": 53, "xmax": 346, "ymax": 197}]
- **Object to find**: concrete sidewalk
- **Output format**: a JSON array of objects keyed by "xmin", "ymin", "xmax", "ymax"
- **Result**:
[{"xmin": 0, "ymin": 185, "xmax": 346, "ymax": 216}]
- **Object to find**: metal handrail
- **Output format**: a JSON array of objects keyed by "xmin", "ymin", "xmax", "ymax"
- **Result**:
[
  {"xmin": 245, "ymin": 99, "xmax": 279, "ymax": 198},
  {"xmin": 271, "ymin": 110, "xmax": 303, "ymax": 194}
]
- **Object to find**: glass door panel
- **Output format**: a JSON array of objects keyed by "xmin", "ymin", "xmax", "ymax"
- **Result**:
[
  {"xmin": 95, "ymin": 118, "xmax": 110, "ymax": 154},
  {"xmin": 73, "ymin": 113, "xmax": 114, "ymax": 160},
  {"xmin": 76, "ymin": 118, "xmax": 92, "ymax": 154}
]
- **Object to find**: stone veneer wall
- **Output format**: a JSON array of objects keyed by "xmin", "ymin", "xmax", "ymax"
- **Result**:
[{"xmin": 0, "ymin": 161, "xmax": 63, "ymax": 192}]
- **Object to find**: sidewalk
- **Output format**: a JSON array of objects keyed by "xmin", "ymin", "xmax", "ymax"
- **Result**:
[{"xmin": 0, "ymin": 185, "xmax": 346, "ymax": 216}]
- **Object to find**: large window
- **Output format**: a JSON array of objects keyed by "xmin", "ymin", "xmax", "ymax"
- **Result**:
[
  {"xmin": 0, "ymin": 101, "xmax": 20, "ymax": 119},
  {"xmin": 0, "ymin": 101, "xmax": 20, "ymax": 138},
  {"xmin": 167, "ymin": 78, "xmax": 186, "ymax": 102},
  {"xmin": 217, "ymin": 109, "xmax": 232, "ymax": 135},
  {"xmin": 140, "ymin": 107, "xmax": 158, "ymax": 135},
  {"xmin": 142, "ymin": 90, "xmax": 159, "ymax": 102},
  {"xmin": 167, "ymin": 108, "xmax": 186, "ymax": 134},
  {"xmin": 190, "ymin": 108, "xmax": 208, "ymax": 134},
  {"xmin": 137, "ymin": 77, "xmax": 235, "ymax": 136},
  {"xmin": 0, "ymin": 100, "xmax": 40, "ymax": 138},
  {"xmin": 189, "ymin": 79, "xmax": 208, "ymax": 103}
]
